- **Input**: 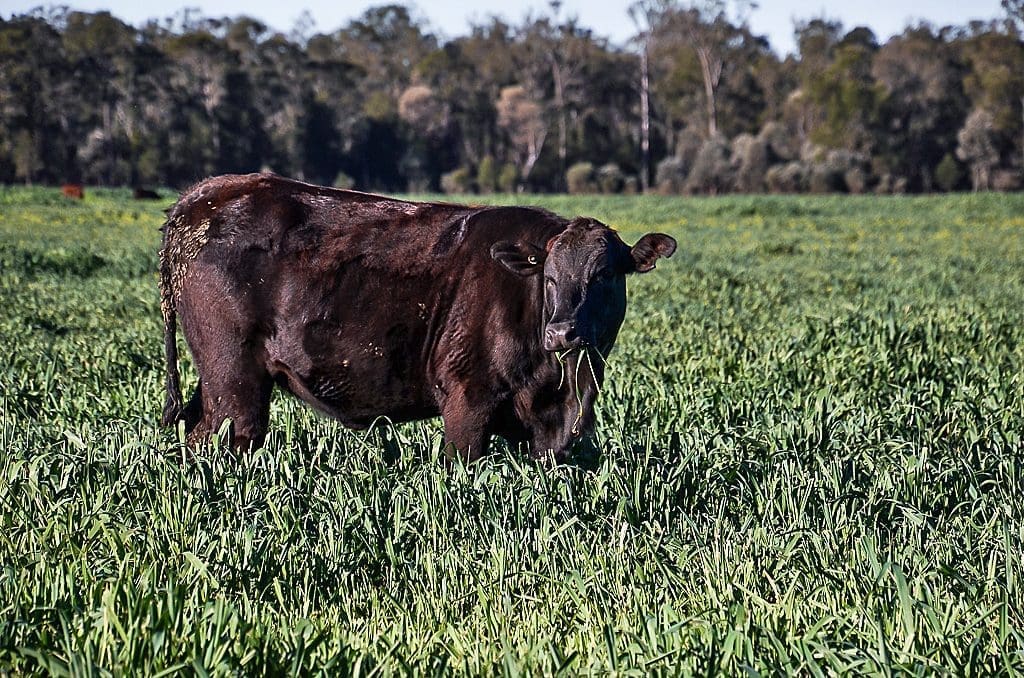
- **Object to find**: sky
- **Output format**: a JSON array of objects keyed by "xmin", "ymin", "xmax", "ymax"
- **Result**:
[{"xmin": 0, "ymin": 0, "xmax": 1009, "ymax": 55}]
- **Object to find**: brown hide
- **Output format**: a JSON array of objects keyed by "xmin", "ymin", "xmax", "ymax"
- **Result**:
[
  {"xmin": 61, "ymin": 184, "xmax": 84, "ymax": 200},
  {"xmin": 159, "ymin": 172, "xmax": 675, "ymax": 461}
]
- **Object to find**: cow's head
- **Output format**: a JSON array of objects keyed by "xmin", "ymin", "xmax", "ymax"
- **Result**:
[{"xmin": 491, "ymin": 218, "xmax": 676, "ymax": 352}]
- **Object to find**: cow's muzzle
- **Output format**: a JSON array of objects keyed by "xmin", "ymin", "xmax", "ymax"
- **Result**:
[{"xmin": 544, "ymin": 321, "xmax": 582, "ymax": 351}]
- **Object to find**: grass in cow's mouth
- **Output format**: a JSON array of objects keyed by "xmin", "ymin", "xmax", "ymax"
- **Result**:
[
  {"xmin": 554, "ymin": 346, "xmax": 604, "ymax": 436},
  {"xmin": 1, "ymin": 187, "xmax": 1023, "ymax": 674},
  {"xmin": 554, "ymin": 348, "xmax": 573, "ymax": 390}
]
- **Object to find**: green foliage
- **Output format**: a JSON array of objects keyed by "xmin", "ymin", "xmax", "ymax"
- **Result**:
[
  {"xmin": 566, "ymin": 161, "xmax": 596, "ymax": 194},
  {"xmin": 476, "ymin": 156, "xmax": 498, "ymax": 194},
  {"xmin": 12, "ymin": 129, "xmax": 41, "ymax": 183},
  {"xmin": 961, "ymin": 31, "xmax": 1024, "ymax": 136},
  {"xmin": 597, "ymin": 163, "xmax": 625, "ymax": 194},
  {"xmin": 655, "ymin": 156, "xmax": 689, "ymax": 195},
  {"xmin": 497, "ymin": 163, "xmax": 518, "ymax": 193},
  {"xmin": 2, "ymin": 189, "xmax": 1024, "ymax": 673},
  {"xmin": 807, "ymin": 42, "xmax": 883, "ymax": 152},
  {"xmin": 2, "ymin": 9, "xmax": 1021, "ymax": 194},
  {"xmin": 440, "ymin": 166, "xmax": 473, "ymax": 194},
  {"xmin": 765, "ymin": 161, "xmax": 808, "ymax": 193},
  {"xmin": 935, "ymin": 153, "xmax": 964, "ymax": 192},
  {"xmin": 333, "ymin": 172, "xmax": 355, "ymax": 190}
]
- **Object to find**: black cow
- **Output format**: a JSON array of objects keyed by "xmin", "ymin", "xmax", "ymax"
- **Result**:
[
  {"xmin": 159, "ymin": 173, "xmax": 675, "ymax": 461},
  {"xmin": 133, "ymin": 187, "xmax": 161, "ymax": 200}
]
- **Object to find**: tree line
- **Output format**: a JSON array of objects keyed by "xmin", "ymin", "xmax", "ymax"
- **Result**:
[{"xmin": 1, "ymin": 1, "xmax": 1023, "ymax": 194}]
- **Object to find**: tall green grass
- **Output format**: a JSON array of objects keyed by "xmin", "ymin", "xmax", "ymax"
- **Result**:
[{"xmin": 1, "ymin": 188, "xmax": 1023, "ymax": 674}]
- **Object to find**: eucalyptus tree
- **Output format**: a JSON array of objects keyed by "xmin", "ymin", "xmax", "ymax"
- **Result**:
[
  {"xmin": 0, "ymin": 13, "xmax": 67, "ymax": 183},
  {"xmin": 872, "ymin": 25, "xmax": 968, "ymax": 191}
]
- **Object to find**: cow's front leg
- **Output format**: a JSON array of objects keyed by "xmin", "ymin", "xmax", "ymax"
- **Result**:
[
  {"xmin": 529, "ymin": 423, "xmax": 579, "ymax": 463},
  {"xmin": 523, "ymin": 363, "xmax": 599, "ymax": 462},
  {"xmin": 440, "ymin": 385, "xmax": 492, "ymax": 463}
]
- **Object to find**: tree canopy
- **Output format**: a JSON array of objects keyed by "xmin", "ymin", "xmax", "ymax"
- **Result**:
[{"xmin": 0, "ymin": 2, "xmax": 1021, "ymax": 193}]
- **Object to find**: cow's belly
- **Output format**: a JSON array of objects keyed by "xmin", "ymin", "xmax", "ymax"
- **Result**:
[
  {"xmin": 263, "ymin": 261, "xmax": 452, "ymax": 427},
  {"xmin": 266, "ymin": 316, "xmax": 439, "ymax": 428}
]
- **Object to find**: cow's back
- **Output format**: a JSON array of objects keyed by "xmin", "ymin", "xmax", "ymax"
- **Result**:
[{"xmin": 165, "ymin": 172, "xmax": 562, "ymax": 274}]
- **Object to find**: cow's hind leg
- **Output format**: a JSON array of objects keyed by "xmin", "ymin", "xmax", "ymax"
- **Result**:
[
  {"xmin": 187, "ymin": 360, "xmax": 274, "ymax": 451},
  {"xmin": 178, "ymin": 264, "xmax": 273, "ymax": 452},
  {"xmin": 182, "ymin": 383, "xmax": 204, "ymax": 434}
]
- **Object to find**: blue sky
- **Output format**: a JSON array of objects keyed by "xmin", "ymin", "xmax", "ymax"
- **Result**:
[{"xmin": 0, "ymin": 0, "xmax": 1008, "ymax": 55}]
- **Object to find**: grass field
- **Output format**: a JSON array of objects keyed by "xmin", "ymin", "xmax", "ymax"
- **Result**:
[{"xmin": 1, "ymin": 186, "xmax": 1023, "ymax": 674}]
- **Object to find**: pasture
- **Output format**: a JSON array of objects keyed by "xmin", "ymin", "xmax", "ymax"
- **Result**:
[{"xmin": 1, "ymin": 186, "xmax": 1023, "ymax": 674}]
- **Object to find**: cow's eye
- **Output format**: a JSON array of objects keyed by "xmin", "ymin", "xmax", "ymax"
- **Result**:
[{"xmin": 598, "ymin": 268, "xmax": 615, "ymax": 281}]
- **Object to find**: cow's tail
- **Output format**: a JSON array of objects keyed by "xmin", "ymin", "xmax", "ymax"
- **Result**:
[{"xmin": 159, "ymin": 213, "xmax": 184, "ymax": 428}]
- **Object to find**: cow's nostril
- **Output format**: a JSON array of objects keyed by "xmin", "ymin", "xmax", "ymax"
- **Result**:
[{"xmin": 545, "ymin": 322, "xmax": 579, "ymax": 351}]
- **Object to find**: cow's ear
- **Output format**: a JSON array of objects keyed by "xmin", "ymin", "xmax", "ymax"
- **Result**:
[
  {"xmin": 491, "ymin": 241, "xmax": 546, "ymax": 276},
  {"xmin": 629, "ymin": 233, "xmax": 677, "ymax": 273}
]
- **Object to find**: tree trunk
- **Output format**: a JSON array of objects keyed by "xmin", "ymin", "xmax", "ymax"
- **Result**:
[
  {"xmin": 521, "ymin": 127, "xmax": 548, "ymax": 182},
  {"xmin": 696, "ymin": 45, "xmax": 721, "ymax": 138},
  {"xmin": 103, "ymin": 101, "xmax": 114, "ymax": 185},
  {"xmin": 552, "ymin": 60, "xmax": 567, "ymax": 192},
  {"xmin": 640, "ymin": 44, "xmax": 650, "ymax": 192}
]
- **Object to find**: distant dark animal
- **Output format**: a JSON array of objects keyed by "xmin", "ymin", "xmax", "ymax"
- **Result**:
[
  {"xmin": 133, "ymin": 187, "xmax": 161, "ymax": 200},
  {"xmin": 61, "ymin": 184, "xmax": 84, "ymax": 200},
  {"xmin": 159, "ymin": 173, "xmax": 676, "ymax": 461}
]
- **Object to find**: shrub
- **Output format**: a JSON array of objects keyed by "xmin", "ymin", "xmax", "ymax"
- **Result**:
[
  {"xmin": 477, "ymin": 156, "xmax": 498, "ymax": 194},
  {"xmin": 676, "ymin": 129, "xmax": 704, "ymax": 169},
  {"xmin": 935, "ymin": 153, "xmax": 963, "ymax": 192},
  {"xmin": 597, "ymin": 163, "xmax": 625, "ymax": 194},
  {"xmin": 758, "ymin": 120, "xmax": 798, "ymax": 161},
  {"xmin": 874, "ymin": 173, "xmax": 907, "ymax": 194},
  {"xmin": 566, "ymin": 162, "xmax": 596, "ymax": 194},
  {"xmin": 655, "ymin": 157, "xmax": 688, "ymax": 195},
  {"xmin": 497, "ymin": 163, "xmax": 518, "ymax": 193},
  {"xmin": 732, "ymin": 133, "xmax": 768, "ymax": 193},
  {"xmin": 957, "ymin": 108, "xmax": 998, "ymax": 191},
  {"xmin": 806, "ymin": 150, "xmax": 869, "ymax": 194},
  {"xmin": 992, "ymin": 169, "xmax": 1022, "ymax": 192},
  {"xmin": 765, "ymin": 162, "xmax": 808, "ymax": 193},
  {"xmin": 333, "ymin": 172, "xmax": 355, "ymax": 189},
  {"xmin": 440, "ymin": 167, "xmax": 473, "ymax": 194},
  {"xmin": 800, "ymin": 140, "xmax": 826, "ymax": 163},
  {"xmin": 809, "ymin": 164, "xmax": 844, "ymax": 193},
  {"xmin": 685, "ymin": 135, "xmax": 732, "ymax": 195},
  {"xmin": 875, "ymin": 174, "xmax": 893, "ymax": 194},
  {"xmin": 844, "ymin": 167, "xmax": 868, "ymax": 194}
]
